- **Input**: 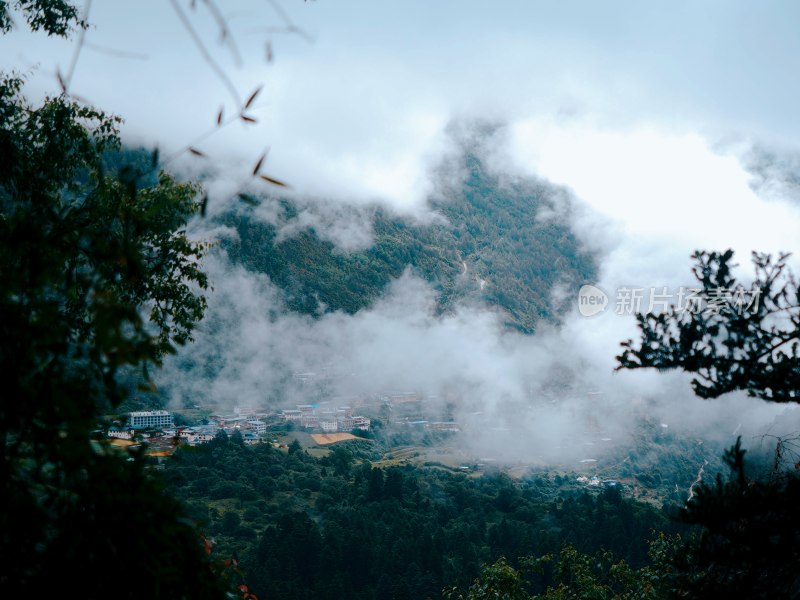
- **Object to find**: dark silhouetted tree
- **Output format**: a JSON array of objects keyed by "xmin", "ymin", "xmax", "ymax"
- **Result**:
[
  {"xmin": 0, "ymin": 3, "xmax": 243, "ymax": 596},
  {"xmin": 618, "ymin": 249, "xmax": 800, "ymax": 402},
  {"xmin": 617, "ymin": 249, "xmax": 800, "ymax": 598}
]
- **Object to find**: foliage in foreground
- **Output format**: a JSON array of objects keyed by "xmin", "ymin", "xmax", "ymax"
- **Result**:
[
  {"xmin": 0, "ymin": 60, "xmax": 231, "ymax": 599},
  {"xmin": 613, "ymin": 249, "xmax": 800, "ymax": 598}
]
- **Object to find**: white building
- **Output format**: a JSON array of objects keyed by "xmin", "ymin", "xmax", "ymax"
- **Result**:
[
  {"xmin": 320, "ymin": 418, "xmax": 338, "ymax": 433},
  {"xmin": 337, "ymin": 416, "xmax": 355, "ymax": 430},
  {"xmin": 352, "ymin": 416, "xmax": 371, "ymax": 431},
  {"xmin": 281, "ymin": 410, "xmax": 302, "ymax": 422},
  {"xmin": 107, "ymin": 426, "xmax": 134, "ymax": 440},
  {"xmin": 282, "ymin": 404, "xmax": 371, "ymax": 432},
  {"xmin": 300, "ymin": 414, "xmax": 319, "ymax": 429},
  {"xmin": 190, "ymin": 432, "xmax": 215, "ymax": 445},
  {"xmin": 247, "ymin": 420, "xmax": 267, "ymax": 434},
  {"xmin": 128, "ymin": 410, "xmax": 173, "ymax": 429}
]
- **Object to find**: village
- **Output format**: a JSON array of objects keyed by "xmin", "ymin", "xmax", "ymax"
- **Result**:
[{"xmin": 97, "ymin": 380, "xmax": 478, "ymax": 468}]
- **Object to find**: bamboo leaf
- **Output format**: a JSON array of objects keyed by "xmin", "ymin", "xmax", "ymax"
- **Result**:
[
  {"xmin": 260, "ymin": 174, "xmax": 289, "ymax": 188},
  {"xmin": 252, "ymin": 152, "xmax": 267, "ymax": 176},
  {"xmin": 244, "ymin": 85, "xmax": 262, "ymax": 109}
]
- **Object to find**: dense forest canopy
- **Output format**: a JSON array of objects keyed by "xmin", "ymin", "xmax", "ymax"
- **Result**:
[
  {"xmin": 222, "ymin": 145, "xmax": 595, "ymax": 334},
  {"xmin": 164, "ymin": 433, "xmax": 680, "ymax": 600}
]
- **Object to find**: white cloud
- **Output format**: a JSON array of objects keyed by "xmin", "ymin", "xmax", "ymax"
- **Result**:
[{"xmin": 505, "ymin": 119, "xmax": 800, "ymax": 289}]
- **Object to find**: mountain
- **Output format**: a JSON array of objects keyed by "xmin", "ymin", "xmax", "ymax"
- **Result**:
[{"xmin": 219, "ymin": 150, "xmax": 595, "ymax": 333}]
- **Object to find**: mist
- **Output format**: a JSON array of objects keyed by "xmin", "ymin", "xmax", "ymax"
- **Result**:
[{"xmin": 156, "ymin": 125, "xmax": 793, "ymax": 469}]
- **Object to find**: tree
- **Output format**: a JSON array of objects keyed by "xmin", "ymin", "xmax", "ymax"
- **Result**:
[
  {"xmin": 0, "ymin": 0, "xmax": 84, "ymax": 36},
  {"xmin": 668, "ymin": 439, "xmax": 800, "ymax": 598},
  {"xmin": 617, "ymin": 249, "xmax": 800, "ymax": 402},
  {"xmin": 443, "ymin": 557, "xmax": 529, "ymax": 600},
  {"xmin": 0, "ymin": 3, "xmax": 238, "ymax": 596},
  {"xmin": 616, "ymin": 249, "xmax": 800, "ymax": 598},
  {"xmin": 322, "ymin": 444, "xmax": 353, "ymax": 477},
  {"xmin": 287, "ymin": 438, "xmax": 303, "ymax": 455}
]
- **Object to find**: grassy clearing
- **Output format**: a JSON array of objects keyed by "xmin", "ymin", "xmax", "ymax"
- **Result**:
[{"xmin": 311, "ymin": 432, "xmax": 367, "ymax": 445}]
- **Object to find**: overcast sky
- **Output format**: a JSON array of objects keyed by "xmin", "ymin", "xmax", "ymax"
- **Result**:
[
  {"xmin": 4, "ymin": 1, "xmax": 799, "ymax": 249},
  {"xmin": 3, "ymin": 2, "xmax": 800, "ymax": 438}
]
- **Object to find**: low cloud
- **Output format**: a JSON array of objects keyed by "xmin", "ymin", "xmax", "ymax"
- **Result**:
[
  {"xmin": 156, "ymin": 116, "xmax": 800, "ymax": 469},
  {"xmin": 159, "ymin": 243, "xmax": 786, "ymax": 468}
]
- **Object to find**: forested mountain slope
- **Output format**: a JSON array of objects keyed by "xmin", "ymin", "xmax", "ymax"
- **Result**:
[{"xmin": 221, "ymin": 151, "xmax": 595, "ymax": 333}]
